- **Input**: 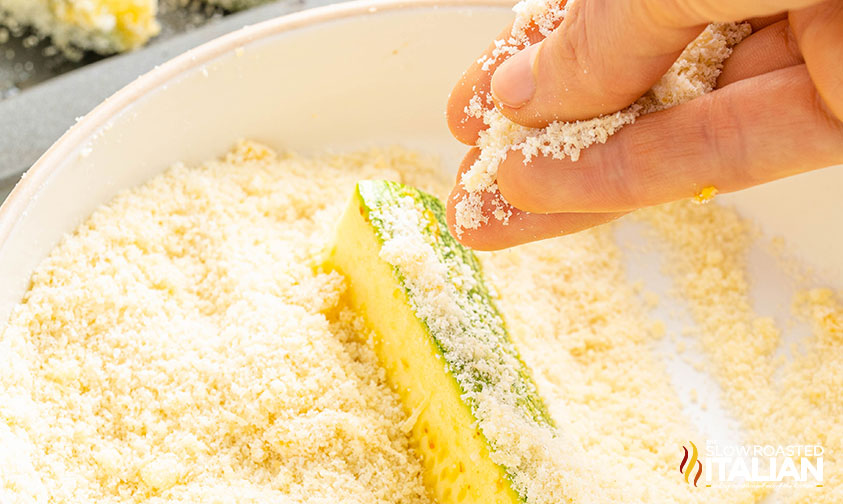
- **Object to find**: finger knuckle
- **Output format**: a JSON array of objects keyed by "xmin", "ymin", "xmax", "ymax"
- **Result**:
[
  {"xmin": 605, "ymin": 133, "xmax": 647, "ymax": 208},
  {"xmin": 702, "ymin": 94, "xmax": 758, "ymax": 186}
]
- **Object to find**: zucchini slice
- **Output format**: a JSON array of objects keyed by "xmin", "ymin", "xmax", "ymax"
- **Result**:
[{"xmin": 327, "ymin": 180, "xmax": 559, "ymax": 504}]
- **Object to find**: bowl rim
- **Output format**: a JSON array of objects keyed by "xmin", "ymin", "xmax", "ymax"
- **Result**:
[{"xmin": 0, "ymin": 0, "xmax": 511, "ymax": 251}]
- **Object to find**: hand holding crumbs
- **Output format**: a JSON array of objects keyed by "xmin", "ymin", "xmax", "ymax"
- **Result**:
[{"xmin": 446, "ymin": 0, "xmax": 843, "ymax": 250}]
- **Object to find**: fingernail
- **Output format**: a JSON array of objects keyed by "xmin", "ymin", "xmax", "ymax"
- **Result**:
[{"xmin": 491, "ymin": 43, "xmax": 541, "ymax": 109}]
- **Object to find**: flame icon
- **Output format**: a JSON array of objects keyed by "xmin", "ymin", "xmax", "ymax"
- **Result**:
[{"xmin": 680, "ymin": 441, "xmax": 703, "ymax": 487}]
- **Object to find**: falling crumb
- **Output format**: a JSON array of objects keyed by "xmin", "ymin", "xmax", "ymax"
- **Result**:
[
  {"xmin": 693, "ymin": 185, "xmax": 719, "ymax": 204},
  {"xmin": 0, "ymin": 141, "xmax": 438, "ymax": 504},
  {"xmin": 0, "ymin": 0, "xmax": 160, "ymax": 57}
]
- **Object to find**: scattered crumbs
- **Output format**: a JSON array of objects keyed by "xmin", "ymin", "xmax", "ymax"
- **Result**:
[
  {"xmin": 639, "ymin": 201, "xmax": 842, "ymax": 502},
  {"xmin": 765, "ymin": 234, "xmax": 816, "ymax": 286},
  {"xmin": 631, "ymin": 280, "xmax": 644, "ymax": 294},
  {"xmin": 643, "ymin": 291, "xmax": 660, "ymax": 310},
  {"xmin": 693, "ymin": 185, "xmax": 719, "ymax": 204},
  {"xmin": 681, "ymin": 326, "xmax": 701, "ymax": 338},
  {"xmin": 650, "ymin": 320, "xmax": 666, "ymax": 339}
]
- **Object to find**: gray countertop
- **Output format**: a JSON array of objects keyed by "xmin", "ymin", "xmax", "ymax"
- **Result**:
[
  {"xmin": 0, "ymin": 178, "xmax": 13, "ymax": 204},
  {"xmin": 0, "ymin": 0, "xmax": 338, "ymax": 207}
]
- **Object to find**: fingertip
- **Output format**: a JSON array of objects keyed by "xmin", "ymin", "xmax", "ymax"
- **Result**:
[
  {"xmin": 446, "ymin": 149, "xmax": 480, "ymax": 241},
  {"xmin": 447, "ymin": 178, "xmax": 622, "ymax": 250},
  {"xmin": 496, "ymin": 150, "xmax": 538, "ymax": 212},
  {"xmin": 452, "ymin": 203, "xmax": 625, "ymax": 250},
  {"xmin": 716, "ymin": 20, "xmax": 803, "ymax": 88},
  {"xmin": 746, "ymin": 13, "xmax": 787, "ymax": 32},
  {"xmin": 453, "ymin": 229, "xmax": 510, "ymax": 251}
]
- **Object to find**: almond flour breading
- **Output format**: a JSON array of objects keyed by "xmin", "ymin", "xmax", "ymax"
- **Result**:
[
  {"xmin": 0, "ymin": 142, "xmax": 439, "ymax": 504},
  {"xmin": 0, "ymin": 141, "xmax": 839, "ymax": 504}
]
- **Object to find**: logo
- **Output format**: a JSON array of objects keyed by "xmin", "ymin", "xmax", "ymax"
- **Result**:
[
  {"xmin": 680, "ymin": 441, "xmax": 703, "ymax": 487},
  {"xmin": 677, "ymin": 441, "xmax": 824, "ymax": 488}
]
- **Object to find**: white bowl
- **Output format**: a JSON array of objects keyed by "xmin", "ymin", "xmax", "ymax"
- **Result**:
[
  {"xmin": 0, "ymin": 0, "xmax": 515, "ymax": 324},
  {"xmin": 2, "ymin": 0, "xmax": 841, "ymax": 323},
  {"xmin": 0, "ymin": 2, "xmax": 840, "ymax": 497}
]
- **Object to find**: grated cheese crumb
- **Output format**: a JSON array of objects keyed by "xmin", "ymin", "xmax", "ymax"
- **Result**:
[
  {"xmin": 693, "ymin": 185, "xmax": 719, "ymax": 204},
  {"xmin": 0, "ymin": 141, "xmax": 440, "ymax": 504}
]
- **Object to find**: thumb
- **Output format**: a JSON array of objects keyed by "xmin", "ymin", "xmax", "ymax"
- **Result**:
[
  {"xmin": 489, "ymin": 0, "xmax": 824, "ymax": 127},
  {"xmin": 490, "ymin": 0, "xmax": 704, "ymax": 126}
]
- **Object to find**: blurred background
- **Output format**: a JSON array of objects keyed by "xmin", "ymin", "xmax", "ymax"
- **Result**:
[{"xmin": 0, "ymin": 0, "xmax": 337, "ymax": 203}]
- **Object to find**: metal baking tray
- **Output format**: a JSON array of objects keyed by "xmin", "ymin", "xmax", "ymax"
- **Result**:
[{"xmin": 0, "ymin": 0, "xmax": 332, "ymax": 196}]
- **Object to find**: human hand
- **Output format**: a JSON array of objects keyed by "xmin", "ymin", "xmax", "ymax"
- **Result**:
[{"xmin": 445, "ymin": 0, "xmax": 843, "ymax": 250}]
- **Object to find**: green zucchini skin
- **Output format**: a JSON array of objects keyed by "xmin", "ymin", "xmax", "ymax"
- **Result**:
[{"xmin": 355, "ymin": 180, "xmax": 554, "ymax": 498}]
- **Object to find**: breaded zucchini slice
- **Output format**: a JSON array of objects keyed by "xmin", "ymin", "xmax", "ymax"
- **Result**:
[{"xmin": 328, "ymin": 180, "xmax": 559, "ymax": 504}]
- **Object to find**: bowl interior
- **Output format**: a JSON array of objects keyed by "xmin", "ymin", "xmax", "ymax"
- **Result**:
[
  {"xmin": 0, "ymin": 4, "xmax": 840, "ymax": 499},
  {"xmin": 0, "ymin": 0, "xmax": 513, "ymax": 324}
]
